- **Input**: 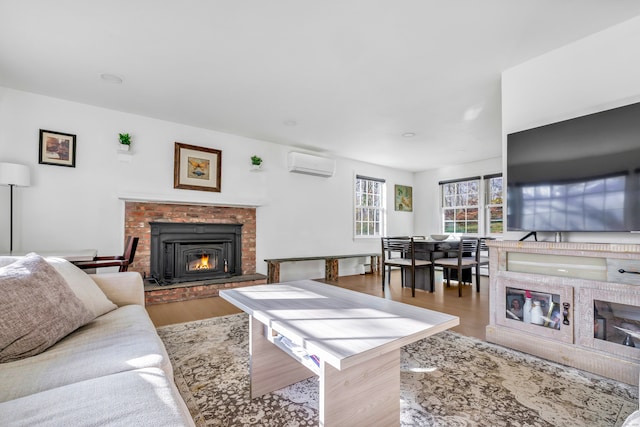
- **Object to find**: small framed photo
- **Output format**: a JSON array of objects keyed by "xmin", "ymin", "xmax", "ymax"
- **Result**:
[
  {"xmin": 530, "ymin": 291, "xmax": 553, "ymax": 316},
  {"xmin": 394, "ymin": 184, "xmax": 413, "ymax": 212},
  {"xmin": 174, "ymin": 142, "xmax": 222, "ymax": 192},
  {"xmin": 506, "ymin": 293, "xmax": 525, "ymax": 321},
  {"xmin": 39, "ymin": 129, "xmax": 76, "ymax": 167}
]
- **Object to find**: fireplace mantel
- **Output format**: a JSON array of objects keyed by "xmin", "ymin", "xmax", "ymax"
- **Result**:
[{"xmin": 118, "ymin": 192, "xmax": 266, "ymax": 208}]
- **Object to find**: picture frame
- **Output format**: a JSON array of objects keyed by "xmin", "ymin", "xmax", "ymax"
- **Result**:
[
  {"xmin": 174, "ymin": 142, "xmax": 222, "ymax": 192},
  {"xmin": 39, "ymin": 129, "xmax": 76, "ymax": 167},
  {"xmin": 530, "ymin": 291, "xmax": 553, "ymax": 317},
  {"xmin": 394, "ymin": 184, "xmax": 413, "ymax": 212},
  {"xmin": 506, "ymin": 292, "xmax": 525, "ymax": 321}
]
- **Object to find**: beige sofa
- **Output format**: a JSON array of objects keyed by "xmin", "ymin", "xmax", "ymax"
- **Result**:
[{"xmin": 0, "ymin": 255, "xmax": 194, "ymax": 426}]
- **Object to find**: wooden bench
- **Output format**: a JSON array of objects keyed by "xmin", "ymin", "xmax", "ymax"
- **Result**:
[{"xmin": 264, "ymin": 253, "xmax": 380, "ymax": 284}]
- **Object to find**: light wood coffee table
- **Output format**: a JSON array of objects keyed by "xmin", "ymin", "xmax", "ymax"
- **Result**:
[{"xmin": 220, "ymin": 280, "xmax": 459, "ymax": 426}]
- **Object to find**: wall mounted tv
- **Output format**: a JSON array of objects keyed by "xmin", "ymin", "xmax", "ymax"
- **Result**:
[{"xmin": 507, "ymin": 101, "xmax": 640, "ymax": 232}]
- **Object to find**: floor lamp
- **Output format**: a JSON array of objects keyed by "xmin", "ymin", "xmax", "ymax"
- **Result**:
[{"xmin": 0, "ymin": 162, "xmax": 31, "ymax": 254}]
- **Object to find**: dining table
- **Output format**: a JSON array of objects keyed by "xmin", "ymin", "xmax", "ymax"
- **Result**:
[{"xmin": 401, "ymin": 238, "xmax": 469, "ymax": 292}]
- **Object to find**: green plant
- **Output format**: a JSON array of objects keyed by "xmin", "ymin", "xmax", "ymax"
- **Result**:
[
  {"xmin": 119, "ymin": 133, "xmax": 131, "ymax": 145},
  {"xmin": 251, "ymin": 155, "xmax": 262, "ymax": 166}
]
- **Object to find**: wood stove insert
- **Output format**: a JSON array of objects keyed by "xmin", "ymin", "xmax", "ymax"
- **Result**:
[{"xmin": 150, "ymin": 222, "xmax": 242, "ymax": 285}]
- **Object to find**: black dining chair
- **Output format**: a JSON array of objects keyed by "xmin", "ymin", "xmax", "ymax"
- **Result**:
[
  {"xmin": 381, "ymin": 237, "xmax": 432, "ymax": 297},
  {"xmin": 433, "ymin": 237, "xmax": 480, "ymax": 297}
]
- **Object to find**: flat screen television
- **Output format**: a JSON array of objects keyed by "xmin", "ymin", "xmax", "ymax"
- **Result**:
[{"xmin": 507, "ymin": 101, "xmax": 640, "ymax": 232}]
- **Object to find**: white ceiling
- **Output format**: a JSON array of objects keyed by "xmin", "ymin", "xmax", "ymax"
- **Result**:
[{"xmin": 2, "ymin": 1, "xmax": 640, "ymax": 172}]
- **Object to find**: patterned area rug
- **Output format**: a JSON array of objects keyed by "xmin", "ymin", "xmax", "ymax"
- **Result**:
[{"xmin": 157, "ymin": 313, "xmax": 638, "ymax": 426}]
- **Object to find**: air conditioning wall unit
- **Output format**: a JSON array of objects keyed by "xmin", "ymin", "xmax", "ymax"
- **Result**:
[{"xmin": 287, "ymin": 152, "xmax": 336, "ymax": 177}]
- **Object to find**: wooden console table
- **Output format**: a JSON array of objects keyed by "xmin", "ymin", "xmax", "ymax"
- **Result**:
[
  {"xmin": 220, "ymin": 280, "xmax": 458, "ymax": 426},
  {"xmin": 264, "ymin": 253, "xmax": 380, "ymax": 283}
]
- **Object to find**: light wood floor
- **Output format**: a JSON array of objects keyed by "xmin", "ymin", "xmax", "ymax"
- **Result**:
[{"xmin": 146, "ymin": 270, "xmax": 490, "ymax": 340}]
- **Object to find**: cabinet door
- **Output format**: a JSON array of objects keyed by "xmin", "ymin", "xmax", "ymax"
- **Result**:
[
  {"xmin": 495, "ymin": 271, "xmax": 574, "ymax": 344},
  {"xmin": 578, "ymin": 285, "xmax": 640, "ymax": 361}
]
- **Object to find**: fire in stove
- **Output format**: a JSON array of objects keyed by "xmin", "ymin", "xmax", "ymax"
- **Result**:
[{"xmin": 189, "ymin": 253, "xmax": 214, "ymax": 271}]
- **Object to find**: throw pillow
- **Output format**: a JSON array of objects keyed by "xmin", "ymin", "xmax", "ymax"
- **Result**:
[
  {"xmin": 43, "ymin": 256, "xmax": 117, "ymax": 318},
  {"xmin": 0, "ymin": 254, "xmax": 95, "ymax": 363}
]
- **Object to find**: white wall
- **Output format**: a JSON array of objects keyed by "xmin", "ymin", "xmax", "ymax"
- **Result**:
[
  {"xmin": 0, "ymin": 87, "xmax": 413, "ymax": 279},
  {"xmin": 413, "ymin": 157, "xmax": 502, "ymax": 237},
  {"xmin": 501, "ymin": 15, "xmax": 640, "ymax": 244}
]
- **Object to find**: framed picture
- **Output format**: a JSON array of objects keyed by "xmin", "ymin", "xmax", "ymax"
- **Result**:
[
  {"xmin": 174, "ymin": 142, "xmax": 222, "ymax": 192},
  {"xmin": 530, "ymin": 291, "xmax": 553, "ymax": 316},
  {"xmin": 394, "ymin": 184, "xmax": 413, "ymax": 211},
  {"xmin": 506, "ymin": 293, "xmax": 525, "ymax": 321},
  {"xmin": 39, "ymin": 129, "xmax": 76, "ymax": 167}
]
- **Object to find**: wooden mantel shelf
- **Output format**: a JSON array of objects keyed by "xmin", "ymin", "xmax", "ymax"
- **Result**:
[{"xmin": 118, "ymin": 192, "xmax": 266, "ymax": 208}]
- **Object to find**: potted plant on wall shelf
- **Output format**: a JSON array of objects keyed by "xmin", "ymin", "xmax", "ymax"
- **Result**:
[
  {"xmin": 251, "ymin": 155, "xmax": 263, "ymax": 170},
  {"xmin": 118, "ymin": 133, "xmax": 132, "ymax": 151}
]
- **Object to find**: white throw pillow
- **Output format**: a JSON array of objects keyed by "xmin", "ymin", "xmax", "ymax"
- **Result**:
[{"xmin": 40, "ymin": 255, "xmax": 117, "ymax": 318}]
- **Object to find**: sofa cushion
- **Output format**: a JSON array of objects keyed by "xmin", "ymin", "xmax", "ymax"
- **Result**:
[
  {"xmin": 0, "ymin": 304, "xmax": 172, "ymax": 402},
  {"xmin": 623, "ymin": 410, "xmax": 640, "ymax": 426},
  {"xmin": 0, "ymin": 256, "xmax": 18, "ymax": 268},
  {"xmin": 44, "ymin": 256, "xmax": 117, "ymax": 317},
  {"xmin": 0, "ymin": 254, "xmax": 94, "ymax": 363},
  {"xmin": 0, "ymin": 255, "xmax": 118, "ymax": 316},
  {"xmin": 0, "ymin": 368, "xmax": 195, "ymax": 427}
]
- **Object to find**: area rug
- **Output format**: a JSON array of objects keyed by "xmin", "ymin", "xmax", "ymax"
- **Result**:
[{"xmin": 157, "ymin": 313, "xmax": 638, "ymax": 426}]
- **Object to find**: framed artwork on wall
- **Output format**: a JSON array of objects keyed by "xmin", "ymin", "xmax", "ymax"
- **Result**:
[
  {"xmin": 394, "ymin": 184, "xmax": 413, "ymax": 211},
  {"xmin": 39, "ymin": 129, "xmax": 76, "ymax": 167},
  {"xmin": 174, "ymin": 142, "xmax": 222, "ymax": 192}
]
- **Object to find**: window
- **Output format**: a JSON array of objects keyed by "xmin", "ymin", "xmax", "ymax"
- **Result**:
[
  {"xmin": 441, "ymin": 177, "xmax": 480, "ymax": 234},
  {"xmin": 485, "ymin": 174, "xmax": 503, "ymax": 234},
  {"xmin": 355, "ymin": 175, "xmax": 386, "ymax": 237}
]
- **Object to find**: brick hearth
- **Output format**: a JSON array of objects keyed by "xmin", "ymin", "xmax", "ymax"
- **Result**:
[
  {"xmin": 144, "ymin": 275, "xmax": 265, "ymax": 305},
  {"xmin": 124, "ymin": 201, "xmax": 266, "ymax": 303}
]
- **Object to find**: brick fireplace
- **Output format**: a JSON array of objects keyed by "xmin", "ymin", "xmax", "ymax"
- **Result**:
[
  {"xmin": 149, "ymin": 222, "xmax": 243, "ymax": 284},
  {"xmin": 124, "ymin": 201, "xmax": 266, "ymax": 304}
]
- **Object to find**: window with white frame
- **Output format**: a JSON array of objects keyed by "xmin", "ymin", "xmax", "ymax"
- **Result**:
[
  {"xmin": 485, "ymin": 174, "xmax": 503, "ymax": 234},
  {"xmin": 440, "ymin": 177, "xmax": 480, "ymax": 234},
  {"xmin": 355, "ymin": 175, "xmax": 386, "ymax": 237}
]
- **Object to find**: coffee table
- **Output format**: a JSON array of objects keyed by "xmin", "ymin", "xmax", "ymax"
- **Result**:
[{"xmin": 220, "ymin": 280, "xmax": 459, "ymax": 426}]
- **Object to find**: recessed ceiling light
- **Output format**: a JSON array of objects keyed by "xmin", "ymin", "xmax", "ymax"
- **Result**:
[
  {"xmin": 402, "ymin": 132, "xmax": 416, "ymax": 138},
  {"xmin": 100, "ymin": 73, "xmax": 123, "ymax": 84}
]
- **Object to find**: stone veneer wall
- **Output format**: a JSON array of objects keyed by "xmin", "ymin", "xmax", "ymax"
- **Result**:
[{"xmin": 124, "ymin": 202, "xmax": 257, "ymax": 278}]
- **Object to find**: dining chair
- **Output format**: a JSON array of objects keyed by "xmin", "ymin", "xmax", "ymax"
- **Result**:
[
  {"xmin": 433, "ymin": 237, "xmax": 480, "ymax": 297},
  {"xmin": 476, "ymin": 237, "xmax": 492, "ymax": 282},
  {"xmin": 381, "ymin": 237, "xmax": 432, "ymax": 297},
  {"xmin": 72, "ymin": 236, "xmax": 139, "ymax": 272}
]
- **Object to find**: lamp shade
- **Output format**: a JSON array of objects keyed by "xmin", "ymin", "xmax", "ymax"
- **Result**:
[{"xmin": 0, "ymin": 162, "xmax": 31, "ymax": 187}]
